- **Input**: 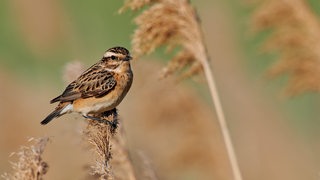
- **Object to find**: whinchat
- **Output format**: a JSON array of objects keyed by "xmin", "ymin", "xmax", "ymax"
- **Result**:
[{"xmin": 41, "ymin": 46, "xmax": 133, "ymax": 125}]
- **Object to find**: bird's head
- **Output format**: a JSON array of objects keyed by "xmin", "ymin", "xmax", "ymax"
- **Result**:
[{"xmin": 101, "ymin": 47, "xmax": 132, "ymax": 70}]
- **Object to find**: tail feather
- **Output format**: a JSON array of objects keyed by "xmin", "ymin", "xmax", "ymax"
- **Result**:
[
  {"xmin": 50, "ymin": 95, "xmax": 61, "ymax": 104},
  {"xmin": 41, "ymin": 103, "xmax": 72, "ymax": 125},
  {"xmin": 41, "ymin": 109, "xmax": 62, "ymax": 125}
]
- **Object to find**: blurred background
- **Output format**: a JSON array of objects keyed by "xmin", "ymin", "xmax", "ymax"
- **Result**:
[{"xmin": 0, "ymin": 0, "xmax": 320, "ymax": 179}]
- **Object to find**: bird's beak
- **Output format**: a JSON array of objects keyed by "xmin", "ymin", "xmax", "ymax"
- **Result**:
[{"xmin": 125, "ymin": 55, "xmax": 132, "ymax": 61}]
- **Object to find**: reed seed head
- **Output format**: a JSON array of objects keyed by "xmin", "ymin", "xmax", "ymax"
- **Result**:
[
  {"xmin": 122, "ymin": 0, "xmax": 207, "ymax": 79},
  {"xmin": 251, "ymin": 0, "xmax": 320, "ymax": 94}
]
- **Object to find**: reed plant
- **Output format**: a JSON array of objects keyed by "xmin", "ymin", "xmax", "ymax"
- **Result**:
[
  {"xmin": 251, "ymin": 0, "xmax": 320, "ymax": 95},
  {"xmin": 120, "ymin": 0, "xmax": 243, "ymax": 179},
  {"xmin": 1, "ymin": 137, "xmax": 50, "ymax": 180}
]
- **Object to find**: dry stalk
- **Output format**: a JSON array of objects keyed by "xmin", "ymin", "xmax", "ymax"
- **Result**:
[
  {"xmin": 251, "ymin": 0, "xmax": 320, "ymax": 95},
  {"xmin": 84, "ymin": 109, "xmax": 118, "ymax": 180},
  {"xmin": 120, "ymin": 0, "xmax": 243, "ymax": 179},
  {"xmin": 1, "ymin": 137, "xmax": 50, "ymax": 180},
  {"xmin": 83, "ymin": 108, "xmax": 137, "ymax": 180}
]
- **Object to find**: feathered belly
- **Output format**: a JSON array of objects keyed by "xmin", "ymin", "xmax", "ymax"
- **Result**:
[
  {"xmin": 73, "ymin": 94, "xmax": 120, "ymax": 115},
  {"xmin": 73, "ymin": 83, "xmax": 131, "ymax": 115}
]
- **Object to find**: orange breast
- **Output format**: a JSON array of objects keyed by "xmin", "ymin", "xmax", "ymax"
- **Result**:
[{"xmin": 73, "ymin": 71, "xmax": 132, "ymax": 115}]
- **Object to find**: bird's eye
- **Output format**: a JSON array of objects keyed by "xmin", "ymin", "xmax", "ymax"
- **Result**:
[{"xmin": 110, "ymin": 55, "xmax": 116, "ymax": 60}]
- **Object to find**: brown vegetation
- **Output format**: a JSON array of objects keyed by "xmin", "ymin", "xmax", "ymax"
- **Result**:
[
  {"xmin": 251, "ymin": 0, "xmax": 320, "ymax": 95},
  {"xmin": 121, "ymin": 0, "xmax": 242, "ymax": 179},
  {"xmin": 84, "ymin": 110, "xmax": 137, "ymax": 180},
  {"xmin": 2, "ymin": 137, "xmax": 50, "ymax": 180}
]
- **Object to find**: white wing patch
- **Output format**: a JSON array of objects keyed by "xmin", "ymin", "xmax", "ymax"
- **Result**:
[{"xmin": 60, "ymin": 104, "xmax": 73, "ymax": 114}]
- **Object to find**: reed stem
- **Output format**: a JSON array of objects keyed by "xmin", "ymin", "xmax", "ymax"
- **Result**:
[{"xmin": 202, "ymin": 58, "xmax": 243, "ymax": 180}]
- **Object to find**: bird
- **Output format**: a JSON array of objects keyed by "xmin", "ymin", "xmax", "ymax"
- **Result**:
[{"xmin": 41, "ymin": 46, "xmax": 133, "ymax": 125}]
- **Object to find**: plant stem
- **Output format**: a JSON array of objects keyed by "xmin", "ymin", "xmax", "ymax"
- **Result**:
[{"xmin": 202, "ymin": 58, "xmax": 243, "ymax": 180}]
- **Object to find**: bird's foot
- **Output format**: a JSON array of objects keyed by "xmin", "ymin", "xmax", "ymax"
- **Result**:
[{"xmin": 83, "ymin": 115, "xmax": 115, "ymax": 127}]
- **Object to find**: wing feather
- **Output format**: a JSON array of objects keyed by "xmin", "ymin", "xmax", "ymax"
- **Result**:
[{"xmin": 50, "ymin": 65, "xmax": 116, "ymax": 103}]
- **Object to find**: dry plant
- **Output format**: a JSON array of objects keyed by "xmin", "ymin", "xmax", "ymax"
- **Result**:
[
  {"xmin": 120, "ymin": 0, "xmax": 243, "ymax": 179},
  {"xmin": 83, "ymin": 108, "xmax": 140, "ymax": 180},
  {"xmin": 84, "ymin": 103, "xmax": 161, "ymax": 180},
  {"xmin": 251, "ymin": 0, "xmax": 320, "ymax": 95},
  {"xmin": 84, "ymin": 109, "xmax": 119, "ymax": 180},
  {"xmin": 1, "ymin": 137, "xmax": 50, "ymax": 180}
]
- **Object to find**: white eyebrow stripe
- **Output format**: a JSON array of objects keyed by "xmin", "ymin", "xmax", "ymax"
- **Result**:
[{"xmin": 103, "ymin": 51, "xmax": 117, "ymax": 57}]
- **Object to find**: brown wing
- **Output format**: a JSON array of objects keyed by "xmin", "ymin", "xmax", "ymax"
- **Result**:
[{"xmin": 50, "ymin": 65, "xmax": 116, "ymax": 103}]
